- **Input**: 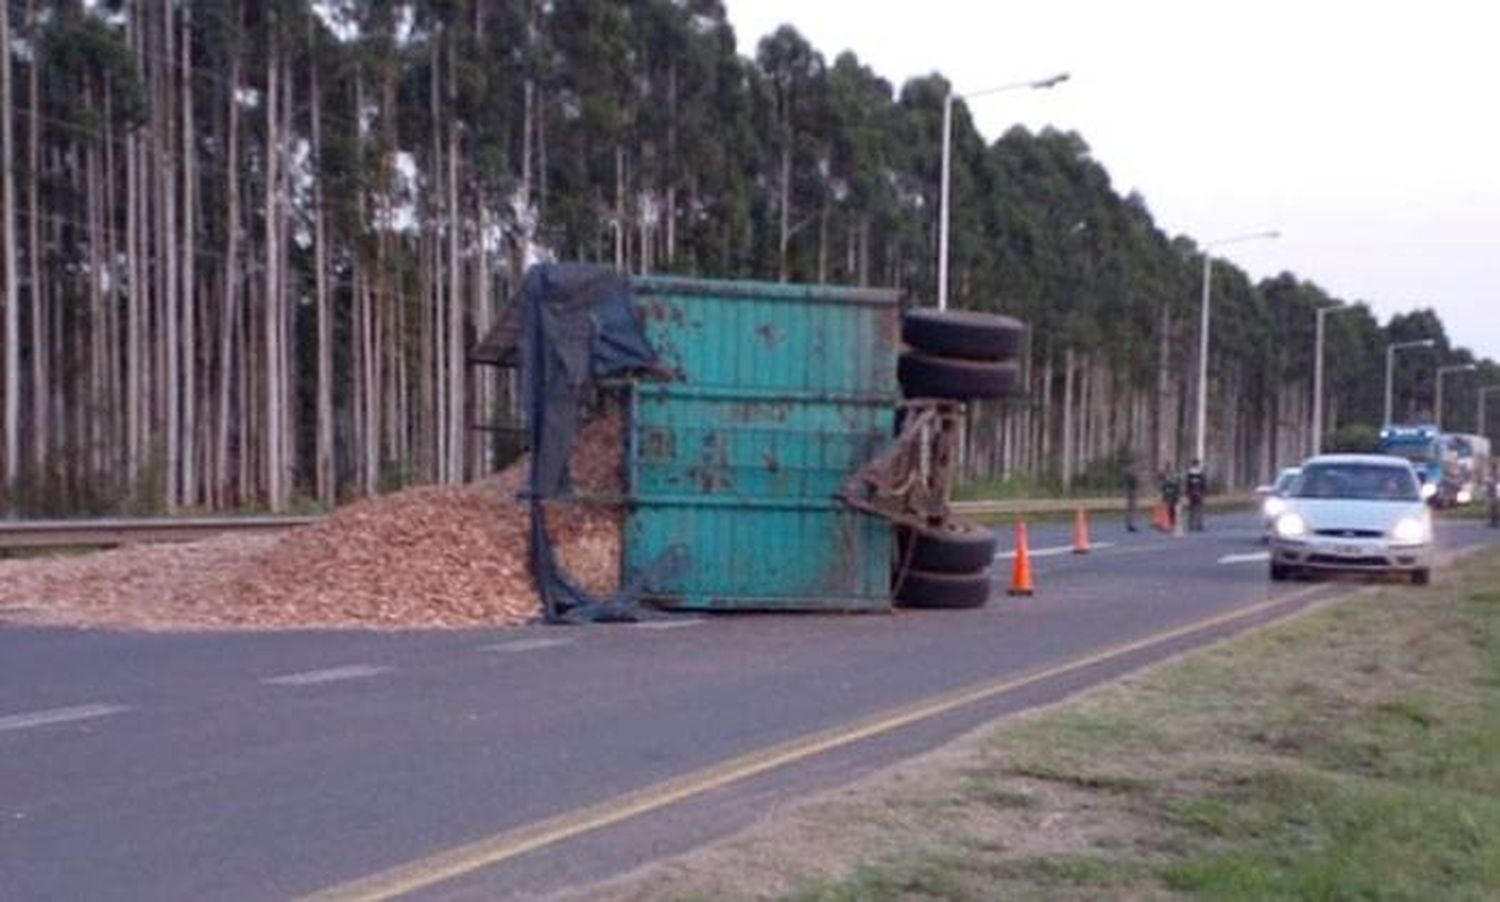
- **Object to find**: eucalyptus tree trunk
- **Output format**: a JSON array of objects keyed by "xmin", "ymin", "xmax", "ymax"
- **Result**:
[
  {"xmin": 25, "ymin": 0, "xmax": 44, "ymax": 479},
  {"xmin": 216, "ymin": 46, "xmax": 242, "ymax": 508},
  {"xmin": 161, "ymin": 0, "xmax": 181, "ymax": 510},
  {"xmin": 180, "ymin": 2, "xmax": 197, "ymax": 507},
  {"xmin": 86, "ymin": 96, "xmax": 105, "ymax": 480},
  {"xmin": 263, "ymin": 26, "xmax": 284, "ymax": 510},
  {"xmin": 124, "ymin": 23, "xmax": 143, "ymax": 489},
  {"xmin": 103, "ymin": 82, "xmax": 121, "ymax": 481},
  {"xmin": 427, "ymin": 34, "xmax": 444, "ymax": 483},
  {"xmin": 1061, "ymin": 347, "xmax": 1075, "ymax": 491},
  {"xmin": 1154, "ymin": 305, "xmax": 1171, "ymax": 473},
  {"xmin": 446, "ymin": 32, "xmax": 464, "ymax": 484},
  {"xmin": 310, "ymin": 34, "xmax": 333, "ymax": 507},
  {"xmin": 2, "ymin": 1, "xmax": 20, "ymax": 498},
  {"xmin": 614, "ymin": 145, "xmax": 626, "ymax": 269},
  {"xmin": 777, "ymin": 143, "xmax": 790, "ymax": 282}
]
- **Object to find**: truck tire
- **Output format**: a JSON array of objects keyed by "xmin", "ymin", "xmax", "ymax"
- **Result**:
[
  {"xmin": 902, "ymin": 309, "xmax": 1025, "ymax": 361},
  {"xmin": 899, "ymin": 522, "xmax": 999, "ymax": 573},
  {"xmin": 894, "ymin": 568, "xmax": 992, "ymax": 610},
  {"xmin": 898, "ymin": 352, "xmax": 1019, "ymax": 401}
]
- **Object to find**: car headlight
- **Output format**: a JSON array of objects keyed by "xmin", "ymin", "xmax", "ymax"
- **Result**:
[
  {"xmin": 1391, "ymin": 517, "xmax": 1429, "ymax": 544},
  {"xmin": 1420, "ymin": 482, "xmax": 1437, "ymax": 500},
  {"xmin": 1263, "ymin": 497, "xmax": 1287, "ymax": 518},
  {"xmin": 1274, "ymin": 513, "xmax": 1308, "ymax": 538},
  {"xmin": 1456, "ymin": 488, "xmax": 1472, "ymax": 505}
]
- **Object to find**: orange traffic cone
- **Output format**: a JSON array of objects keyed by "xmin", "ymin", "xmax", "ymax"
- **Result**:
[
  {"xmin": 1008, "ymin": 519, "xmax": 1035, "ymax": 596},
  {"xmin": 1153, "ymin": 503, "xmax": 1170, "ymax": 533},
  {"xmin": 1072, "ymin": 506, "xmax": 1091, "ymax": 554}
]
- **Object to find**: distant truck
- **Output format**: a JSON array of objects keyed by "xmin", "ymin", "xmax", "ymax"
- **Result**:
[
  {"xmin": 1374, "ymin": 426, "xmax": 1446, "ymax": 504},
  {"xmin": 1445, "ymin": 433, "xmax": 1492, "ymax": 505},
  {"xmin": 1376, "ymin": 424, "xmax": 1489, "ymax": 507}
]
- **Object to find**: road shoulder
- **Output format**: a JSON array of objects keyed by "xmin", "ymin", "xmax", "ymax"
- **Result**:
[{"xmin": 562, "ymin": 549, "xmax": 1500, "ymax": 901}]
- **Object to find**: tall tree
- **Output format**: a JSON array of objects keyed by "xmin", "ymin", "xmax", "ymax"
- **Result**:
[{"xmin": 2, "ymin": 2, "xmax": 17, "ymax": 501}]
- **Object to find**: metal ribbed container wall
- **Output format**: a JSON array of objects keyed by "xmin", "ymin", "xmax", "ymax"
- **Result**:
[{"xmin": 625, "ymin": 277, "xmax": 899, "ymax": 611}]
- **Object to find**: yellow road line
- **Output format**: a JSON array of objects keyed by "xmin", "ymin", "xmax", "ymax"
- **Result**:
[{"xmin": 304, "ymin": 583, "xmax": 1327, "ymax": 901}]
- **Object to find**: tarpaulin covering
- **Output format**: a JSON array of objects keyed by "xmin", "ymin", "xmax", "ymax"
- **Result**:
[{"xmin": 510, "ymin": 263, "xmax": 682, "ymax": 623}]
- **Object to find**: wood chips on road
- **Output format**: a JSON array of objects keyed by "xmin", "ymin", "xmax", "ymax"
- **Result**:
[{"xmin": 0, "ymin": 416, "xmax": 623, "ymax": 631}]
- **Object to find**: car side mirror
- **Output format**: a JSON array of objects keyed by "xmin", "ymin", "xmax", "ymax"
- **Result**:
[{"xmin": 1254, "ymin": 485, "xmax": 1273, "ymax": 497}]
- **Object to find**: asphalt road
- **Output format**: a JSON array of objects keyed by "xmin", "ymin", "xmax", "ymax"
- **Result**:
[{"xmin": 2, "ymin": 511, "xmax": 1495, "ymax": 900}]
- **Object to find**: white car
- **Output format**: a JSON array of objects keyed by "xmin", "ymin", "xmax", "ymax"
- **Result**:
[
  {"xmin": 1257, "ymin": 466, "xmax": 1303, "ymax": 540},
  {"xmin": 1269, "ymin": 454, "xmax": 1433, "ymax": 585}
]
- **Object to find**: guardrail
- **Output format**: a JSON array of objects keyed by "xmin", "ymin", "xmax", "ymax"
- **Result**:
[
  {"xmin": 0, "ymin": 495, "xmax": 1259, "ymax": 551},
  {"xmin": 950, "ymin": 493, "xmax": 1255, "ymax": 518},
  {"xmin": 0, "ymin": 516, "xmax": 321, "ymax": 551}
]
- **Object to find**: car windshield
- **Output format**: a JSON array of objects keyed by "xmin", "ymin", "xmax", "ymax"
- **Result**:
[
  {"xmin": 1291, "ymin": 464, "xmax": 1419, "ymax": 501},
  {"xmin": 1273, "ymin": 469, "xmax": 1300, "ymax": 494}
]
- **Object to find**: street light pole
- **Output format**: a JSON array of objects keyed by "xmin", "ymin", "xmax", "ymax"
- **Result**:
[
  {"xmin": 937, "ymin": 72, "xmax": 1068, "ymax": 311},
  {"xmin": 1384, "ymin": 338, "xmax": 1437, "ymax": 426},
  {"xmin": 1434, "ymin": 363, "xmax": 1476, "ymax": 430},
  {"xmin": 1312, "ymin": 304, "xmax": 1356, "ymax": 456},
  {"xmin": 1479, "ymin": 385, "xmax": 1500, "ymax": 438},
  {"xmin": 1194, "ymin": 230, "xmax": 1279, "ymax": 466}
]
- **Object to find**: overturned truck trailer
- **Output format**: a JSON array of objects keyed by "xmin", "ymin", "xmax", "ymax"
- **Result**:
[
  {"xmin": 471, "ymin": 265, "xmax": 1023, "ymax": 621},
  {"xmin": 627, "ymin": 276, "xmax": 898, "ymax": 612}
]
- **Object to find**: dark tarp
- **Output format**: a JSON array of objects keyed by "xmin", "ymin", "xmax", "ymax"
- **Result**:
[{"xmin": 505, "ymin": 263, "xmax": 684, "ymax": 623}]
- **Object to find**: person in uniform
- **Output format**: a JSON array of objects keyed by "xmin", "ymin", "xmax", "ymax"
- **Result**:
[
  {"xmin": 1185, "ymin": 458, "xmax": 1208, "ymax": 532},
  {"xmin": 1160, "ymin": 468, "xmax": 1181, "ymax": 531},
  {"xmin": 1122, "ymin": 461, "xmax": 1140, "ymax": 532}
]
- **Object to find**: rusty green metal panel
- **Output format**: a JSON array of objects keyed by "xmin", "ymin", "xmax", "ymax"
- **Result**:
[{"xmin": 624, "ymin": 277, "xmax": 898, "ymax": 611}]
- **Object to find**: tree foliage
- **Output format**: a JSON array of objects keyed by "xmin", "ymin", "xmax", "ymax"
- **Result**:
[{"xmin": 0, "ymin": 1, "xmax": 1493, "ymax": 514}]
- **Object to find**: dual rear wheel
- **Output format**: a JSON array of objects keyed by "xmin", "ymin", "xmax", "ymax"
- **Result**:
[
  {"xmin": 894, "ymin": 521, "xmax": 999, "ymax": 610},
  {"xmin": 897, "ymin": 309, "xmax": 1025, "ymax": 402}
]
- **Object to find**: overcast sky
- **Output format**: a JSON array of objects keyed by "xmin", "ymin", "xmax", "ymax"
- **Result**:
[{"xmin": 726, "ymin": 0, "xmax": 1499, "ymax": 361}]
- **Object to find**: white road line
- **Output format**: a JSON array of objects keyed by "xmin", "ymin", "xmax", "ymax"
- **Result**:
[
  {"xmin": 1218, "ymin": 551, "xmax": 1271, "ymax": 565},
  {"xmin": 480, "ymin": 638, "xmax": 575, "ymax": 654},
  {"xmin": 996, "ymin": 541, "xmax": 1117, "ymax": 560},
  {"xmin": 630, "ymin": 619, "xmax": 705, "ymax": 630},
  {"xmin": 261, "ymin": 665, "xmax": 392, "ymax": 686},
  {"xmin": 0, "ymin": 703, "xmax": 131, "ymax": 733}
]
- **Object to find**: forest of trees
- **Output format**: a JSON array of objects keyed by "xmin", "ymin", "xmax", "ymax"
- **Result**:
[{"xmin": 0, "ymin": 0, "xmax": 1495, "ymax": 515}]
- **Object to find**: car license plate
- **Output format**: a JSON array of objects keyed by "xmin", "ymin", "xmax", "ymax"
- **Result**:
[{"xmin": 1335, "ymin": 544, "xmax": 1362, "ymax": 556}]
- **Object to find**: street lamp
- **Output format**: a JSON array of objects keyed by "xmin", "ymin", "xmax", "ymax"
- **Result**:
[
  {"xmin": 1434, "ymin": 363, "xmax": 1476, "ymax": 430},
  {"xmin": 1312, "ymin": 303, "xmax": 1358, "ymax": 455},
  {"xmin": 1194, "ymin": 230, "xmax": 1280, "ymax": 466},
  {"xmin": 1383, "ymin": 339, "xmax": 1436, "ymax": 426},
  {"xmin": 937, "ymin": 72, "xmax": 1069, "ymax": 311},
  {"xmin": 1479, "ymin": 385, "xmax": 1500, "ymax": 437}
]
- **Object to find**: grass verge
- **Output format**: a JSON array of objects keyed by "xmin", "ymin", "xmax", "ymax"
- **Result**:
[{"xmin": 574, "ymin": 551, "xmax": 1500, "ymax": 901}]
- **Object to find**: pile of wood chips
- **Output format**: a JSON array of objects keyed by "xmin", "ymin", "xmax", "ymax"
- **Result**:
[{"xmin": 0, "ymin": 415, "xmax": 624, "ymax": 631}]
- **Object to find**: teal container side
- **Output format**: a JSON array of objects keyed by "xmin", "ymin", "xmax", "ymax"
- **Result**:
[
  {"xmin": 631, "ymin": 391, "xmax": 890, "ymax": 501},
  {"xmin": 625, "ymin": 503, "xmax": 892, "ymax": 612},
  {"xmin": 624, "ymin": 278, "xmax": 899, "ymax": 612},
  {"xmin": 632, "ymin": 277, "xmax": 898, "ymax": 395}
]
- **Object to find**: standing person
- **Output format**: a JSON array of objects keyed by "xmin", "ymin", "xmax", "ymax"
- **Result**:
[
  {"xmin": 1487, "ymin": 461, "xmax": 1499, "ymax": 529},
  {"xmin": 1122, "ymin": 460, "xmax": 1140, "ymax": 532},
  {"xmin": 1160, "ymin": 469, "xmax": 1181, "ymax": 532},
  {"xmin": 1185, "ymin": 458, "xmax": 1208, "ymax": 532}
]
